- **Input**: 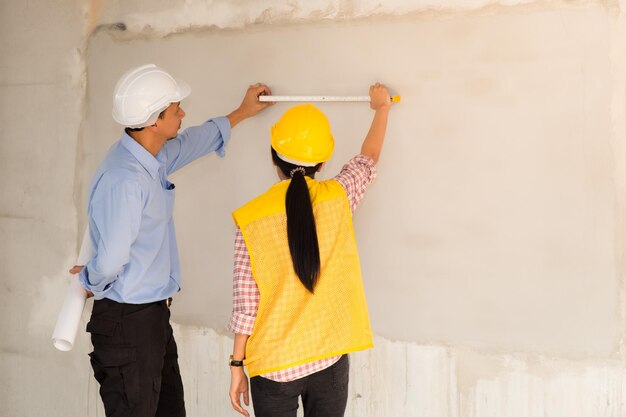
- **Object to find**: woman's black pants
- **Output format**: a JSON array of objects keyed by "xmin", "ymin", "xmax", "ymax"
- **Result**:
[{"xmin": 250, "ymin": 355, "xmax": 350, "ymax": 417}]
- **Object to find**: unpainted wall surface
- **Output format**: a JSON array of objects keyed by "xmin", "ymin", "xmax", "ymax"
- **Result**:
[
  {"xmin": 85, "ymin": 6, "xmax": 617, "ymax": 356},
  {"xmin": 4, "ymin": 0, "xmax": 626, "ymax": 416},
  {"xmin": 0, "ymin": 0, "xmax": 92, "ymax": 416}
]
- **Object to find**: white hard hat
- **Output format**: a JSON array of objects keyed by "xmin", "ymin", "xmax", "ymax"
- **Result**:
[{"xmin": 112, "ymin": 64, "xmax": 191, "ymax": 128}]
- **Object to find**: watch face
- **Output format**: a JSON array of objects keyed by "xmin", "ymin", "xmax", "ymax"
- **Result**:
[
  {"xmin": 228, "ymin": 355, "xmax": 244, "ymax": 366},
  {"xmin": 229, "ymin": 356, "xmax": 243, "ymax": 366}
]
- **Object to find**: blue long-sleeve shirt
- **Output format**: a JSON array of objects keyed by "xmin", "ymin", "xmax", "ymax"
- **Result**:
[{"xmin": 79, "ymin": 117, "xmax": 231, "ymax": 303}]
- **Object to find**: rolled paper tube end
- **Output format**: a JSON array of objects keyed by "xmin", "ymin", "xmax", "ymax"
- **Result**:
[
  {"xmin": 53, "ymin": 338, "xmax": 73, "ymax": 352},
  {"xmin": 391, "ymin": 95, "xmax": 401, "ymax": 103}
]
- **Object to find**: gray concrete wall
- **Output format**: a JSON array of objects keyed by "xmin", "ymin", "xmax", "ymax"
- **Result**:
[
  {"xmin": 4, "ymin": 1, "xmax": 626, "ymax": 416},
  {"xmin": 0, "ymin": 0, "xmax": 94, "ymax": 415}
]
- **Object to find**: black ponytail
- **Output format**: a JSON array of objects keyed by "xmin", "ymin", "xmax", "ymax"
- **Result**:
[{"xmin": 271, "ymin": 148, "xmax": 323, "ymax": 293}]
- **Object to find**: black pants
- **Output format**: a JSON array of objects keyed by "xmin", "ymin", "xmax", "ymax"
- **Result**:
[
  {"xmin": 87, "ymin": 298, "xmax": 185, "ymax": 417},
  {"xmin": 250, "ymin": 355, "xmax": 349, "ymax": 417}
]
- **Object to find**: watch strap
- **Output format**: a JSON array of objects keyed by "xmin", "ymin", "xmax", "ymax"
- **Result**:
[{"xmin": 229, "ymin": 355, "xmax": 244, "ymax": 367}]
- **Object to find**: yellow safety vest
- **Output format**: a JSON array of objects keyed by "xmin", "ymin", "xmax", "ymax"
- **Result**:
[{"xmin": 233, "ymin": 177, "xmax": 374, "ymax": 377}]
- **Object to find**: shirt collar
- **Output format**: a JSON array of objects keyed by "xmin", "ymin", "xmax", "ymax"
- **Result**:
[{"xmin": 121, "ymin": 132, "xmax": 162, "ymax": 179}]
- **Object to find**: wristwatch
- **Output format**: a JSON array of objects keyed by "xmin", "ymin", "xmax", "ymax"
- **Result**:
[{"xmin": 229, "ymin": 355, "xmax": 244, "ymax": 367}]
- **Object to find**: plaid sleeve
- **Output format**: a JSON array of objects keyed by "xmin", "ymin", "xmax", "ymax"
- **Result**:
[
  {"xmin": 333, "ymin": 154, "xmax": 377, "ymax": 213},
  {"xmin": 227, "ymin": 228, "xmax": 259, "ymax": 335}
]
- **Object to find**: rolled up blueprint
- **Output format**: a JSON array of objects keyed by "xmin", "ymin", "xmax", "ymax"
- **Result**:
[{"xmin": 52, "ymin": 228, "xmax": 94, "ymax": 351}]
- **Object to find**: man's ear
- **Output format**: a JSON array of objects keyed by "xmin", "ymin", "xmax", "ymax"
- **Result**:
[
  {"xmin": 316, "ymin": 162, "xmax": 325, "ymax": 172},
  {"xmin": 145, "ymin": 122, "xmax": 159, "ymax": 132}
]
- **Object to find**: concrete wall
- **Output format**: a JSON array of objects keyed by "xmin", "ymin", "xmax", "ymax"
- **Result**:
[{"xmin": 3, "ymin": 0, "xmax": 626, "ymax": 416}]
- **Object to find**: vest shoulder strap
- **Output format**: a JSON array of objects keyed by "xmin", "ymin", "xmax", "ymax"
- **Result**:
[{"xmin": 233, "ymin": 178, "xmax": 347, "ymax": 228}]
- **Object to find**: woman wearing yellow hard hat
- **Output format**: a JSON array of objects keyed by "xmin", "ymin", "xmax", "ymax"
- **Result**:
[{"xmin": 228, "ymin": 83, "xmax": 393, "ymax": 417}]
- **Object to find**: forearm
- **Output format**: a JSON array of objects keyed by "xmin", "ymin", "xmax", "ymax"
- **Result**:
[
  {"xmin": 232, "ymin": 333, "xmax": 249, "ymax": 360},
  {"xmin": 227, "ymin": 108, "xmax": 248, "ymax": 129},
  {"xmin": 360, "ymin": 107, "xmax": 390, "ymax": 164},
  {"xmin": 79, "ymin": 262, "xmax": 120, "ymax": 297},
  {"xmin": 79, "ymin": 238, "xmax": 128, "ymax": 296},
  {"xmin": 165, "ymin": 117, "xmax": 231, "ymax": 173}
]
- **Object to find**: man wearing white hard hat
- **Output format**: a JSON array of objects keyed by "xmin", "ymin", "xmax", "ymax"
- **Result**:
[{"xmin": 74, "ymin": 64, "xmax": 272, "ymax": 417}]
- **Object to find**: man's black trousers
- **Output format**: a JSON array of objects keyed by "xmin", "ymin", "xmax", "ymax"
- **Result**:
[{"xmin": 87, "ymin": 298, "xmax": 186, "ymax": 417}]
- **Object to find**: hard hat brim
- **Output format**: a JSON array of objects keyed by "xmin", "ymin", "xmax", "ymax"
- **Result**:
[
  {"xmin": 114, "ymin": 80, "xmax": 191, "ymax": 128},
  {"xmin": 176, "ymin": 80, "xmax": 191, "ymax": 102}
]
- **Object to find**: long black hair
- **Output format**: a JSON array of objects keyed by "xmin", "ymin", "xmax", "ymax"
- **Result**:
[{"xmin": 271, "ymin": 148, "xmax": 323, "ymax": 293}]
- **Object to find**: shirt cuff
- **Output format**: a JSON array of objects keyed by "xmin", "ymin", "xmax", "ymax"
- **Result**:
[
  {"xmin": 227, "ymin": 312, "xmax": 255, "ymax": 335},
  {"xmin": 78, "ymin": 267, "xmax": 112, "ymax": 299},
  {"xmin": 210, "ymin": 116, "xmax": 232, "ymax": 158},
  {"xmin": 354, "ymin": 154, "xmax": 377, "ymax": 170},
  {"xmin": 77, "ymin": 269, "xmax": 89, "ymax": 291}
]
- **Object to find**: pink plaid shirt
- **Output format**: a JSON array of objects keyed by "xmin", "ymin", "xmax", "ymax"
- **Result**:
[{"xmin": 228, "ymin": 155, "xmax": 376, "ymax": 382}]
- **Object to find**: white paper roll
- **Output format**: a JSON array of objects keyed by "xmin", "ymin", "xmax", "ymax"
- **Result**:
[
  {"xmin": 52, "ymin": 228, "xmax": 94, "ymax": 351},
  {"xmin": 75, "ymin": 227, "xmax": 95, "ymax": 266},
  {"xmin": 52, "ymin": 279, "xmax": 88, "ymax": 351}
]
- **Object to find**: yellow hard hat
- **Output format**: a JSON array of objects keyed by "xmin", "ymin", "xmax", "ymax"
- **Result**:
[{"xmin": 271, "ymin": 104, "xmax": 334, "ymax": 166}]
